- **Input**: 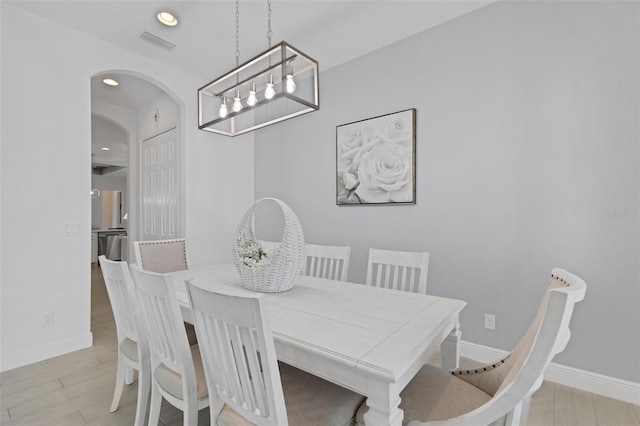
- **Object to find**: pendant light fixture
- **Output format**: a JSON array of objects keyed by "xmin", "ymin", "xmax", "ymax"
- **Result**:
[{"xmin": 198, "ymin": 0, "xmax": 319, "ymax": 137}]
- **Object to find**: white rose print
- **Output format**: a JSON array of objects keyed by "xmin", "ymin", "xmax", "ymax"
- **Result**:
[{"xmin": 337, "ymin": 110, "xmax": 415, "ymax": 204}]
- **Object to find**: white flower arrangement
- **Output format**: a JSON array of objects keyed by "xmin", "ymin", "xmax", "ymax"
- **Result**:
[{"xmin": 236, "ymin": 233, "xmax": 270, "ymax": 269}]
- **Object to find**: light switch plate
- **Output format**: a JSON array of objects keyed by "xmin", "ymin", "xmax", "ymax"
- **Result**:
[{"xmin": 65, "ymin": 223, "xmax": 80, "ymax": 236}]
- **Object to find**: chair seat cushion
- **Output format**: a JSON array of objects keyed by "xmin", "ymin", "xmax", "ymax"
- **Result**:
[
  {"xmin": 154, "ymin": 344, "xmax": 208, "ymax": 400},
  {"xmin": 356, "ymin": 363, "xmax": 492, "ymax": 424},
  {"xmin": 119, "ymin": 337, "xmax": 138, "ymax": 362},
  {"xmin": 217, "ymin": 362, "xmax": 366, "ymax": 426}
]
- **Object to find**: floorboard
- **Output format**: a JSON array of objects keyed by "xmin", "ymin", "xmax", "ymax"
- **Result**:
[
  {"xmin": 554, "ymin": 383, "xmax": 598, "ymax": 426},
  {"xmin": 527, "ymin": 380, "xmax": 555, "ymax": 426},
  {"xmin": 592, "ymin": 394, "xmax": 640, "ymax": 426}
]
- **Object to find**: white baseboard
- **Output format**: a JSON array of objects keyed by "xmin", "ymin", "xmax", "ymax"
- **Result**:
[
  {"xmin": 0, "ymin": 332, "xmax": 93, "ymax": 373},
  {"xmin": 460, "ymin": 340, "xmax": 640, "ymax": 405}
]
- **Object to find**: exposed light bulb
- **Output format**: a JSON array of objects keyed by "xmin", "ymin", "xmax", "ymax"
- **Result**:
[
  {"xmin": 247, "ymin": 83, "xmax": 258, "ymax": 107},
  {"xmin": 265, "ymin": 83, "xmax": 275, "ymax": 99},
  {"xmin": 218, "ymin": 98, "xmax": 228, "ymax": 118},
  {"xmin": 285, "ymin": 75, "xmax": 296, "ymax": 94},
  {"xmin": 285, "ymin": 62, "xmax": 296, "ymax": 93},
  {"xmin": 232, "ymin": 98, "xmax": 243, "ymax": 112},
  {"xmin": 264, "ymin": 75, "xmax": 275, "ymax": 100},
  {"xmin": 232, "ymin": 90, "xmax": 243, "ymax": 112}
]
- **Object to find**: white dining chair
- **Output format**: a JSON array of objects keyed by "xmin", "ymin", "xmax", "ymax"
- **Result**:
[
  {"xmin": 357, "ymin": 268, "xmax": 587, "ymax": 426},
  {"xmin": 366, "ymin": 248, "xmax": 430, "ymax": 294},
  {"xmin": 133, "ymin": 238, "xmax": 189, "ymax": 273},
  {"xmin": 98, "ymin": 256, "xmax": 150, "ymax": 426},
  {"xmin": 129, "ymin": 265, "xmax": 208, "ymax": 426},
  {"xmin": 133, "ymin": 238, "xmax": 197, "ymax": 345},
  {"xmin": 185, "ymin": 281, "xmax": 366, "ymax": 426},
  {"xmin": 303, "ymin": 243, "xmax": 351, "ymax": 281}
]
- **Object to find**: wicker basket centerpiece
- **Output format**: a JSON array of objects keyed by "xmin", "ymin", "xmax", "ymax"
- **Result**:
[{"xmin": 233, "ymin": 198, "xmax": 305, "ymax": 293}]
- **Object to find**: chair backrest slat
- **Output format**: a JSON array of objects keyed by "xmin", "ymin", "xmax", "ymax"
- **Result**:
[
  {"xmin": 366, "ymin": 248, "xmax": 429, "ymax": 294},
  {"xmin": 328, "ymin": 259, "xmax": 336, "ymax": 278},
  {"xmin": 389, "ymin": 266, "xmax": 394, "ymax": 289},
  {"xmin": 212, "ymin": 318, "xmax": 239, "ymax": 400},
  {"xmin": 309, "ymin": 256, "xmax": 317, "ymax": 276},
  {"xmin": 385, "ymin": 265, "xmax": 392, "ymax": 288},
  {"xmin": 241, "ymin": 326, "xmax": 263, "ymax": 412},
  {"xmin": 400, "ymin": 267, "xmax": 407, "ymax": 292},
  {"xmin": 231, "ymin": 323, "xmax": 255, "ymax": 408}
]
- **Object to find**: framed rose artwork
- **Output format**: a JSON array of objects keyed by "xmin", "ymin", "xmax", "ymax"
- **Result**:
[{"xmin": 336, "ymin": 109, "xmax": 416, "ymax": 205}]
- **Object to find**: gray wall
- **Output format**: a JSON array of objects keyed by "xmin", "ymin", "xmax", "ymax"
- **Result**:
[{"xmin": 255, "ymin": 1, "xmax": 639, "ymax": 382}]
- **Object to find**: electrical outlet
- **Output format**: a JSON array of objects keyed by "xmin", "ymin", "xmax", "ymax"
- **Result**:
[
  {"xmin": 42, "ymin": 312, "xmax": 54, "ymax": 328},
  {"xmin": 484, "ymin": 314, "xmax": 495, "ymax": 330}
]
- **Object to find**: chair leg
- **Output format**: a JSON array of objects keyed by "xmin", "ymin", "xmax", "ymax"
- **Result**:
[
  {"xmin": 182, "ymin": 396, "xmax": 198, "ymax": 426},
  {"xmin": 148, "ymin": 382, "xmax": 162, "ymax": 426},
  {"xmin": 208, "ymin": 395, "xmax": 224, "ymax": 426},
  {"xmin": 134, "ymin": 362, "xmax": 151, "ymax": 426},
  {"xmin": 110, "ymin": 357, "xmax": 126, "ymax": 412},
  {"xmin": 520, "ymin": 396, "xmax": 532, "ymax": 425},
  {"xmin": 126, "ymin": 365, "xmax": 135, "ymax": 385},
  {"xmin": 505, "ymin": 401, "xmax": 524, "ymax": 426}
]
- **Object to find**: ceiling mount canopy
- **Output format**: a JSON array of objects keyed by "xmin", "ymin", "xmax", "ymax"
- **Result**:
[{"xmin": 198, "ymin": 0, "xmax": 319, "ymax": 137}]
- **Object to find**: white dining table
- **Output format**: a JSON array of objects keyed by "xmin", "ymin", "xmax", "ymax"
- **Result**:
[{"xmin": 170, "ymin": 264, "xmax": 466, "ymax": 426}]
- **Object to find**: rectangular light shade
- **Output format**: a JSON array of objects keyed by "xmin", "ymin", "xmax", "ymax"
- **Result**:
[{"xmin": 198, "ymin": 41, "xmax": 319, "ymax": 137}]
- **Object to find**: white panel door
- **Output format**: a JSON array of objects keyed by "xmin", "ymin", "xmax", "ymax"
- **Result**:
[{"xmin": 141, "ymin": 128, "xmax": 178, "ymax": 241}]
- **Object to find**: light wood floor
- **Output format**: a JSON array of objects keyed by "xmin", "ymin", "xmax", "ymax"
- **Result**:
[{"xmin": 1, "ymin": 264, "xmax": 638, "ymax": 425}]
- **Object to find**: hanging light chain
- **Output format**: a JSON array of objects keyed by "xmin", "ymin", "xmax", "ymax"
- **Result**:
[
  {"xmin": 235, "ymin": 0, "xmax": 240, "ymax": 66},
  {"xmin": 266, "ymin": 0, "xmax": 272, "ymax": 47}
]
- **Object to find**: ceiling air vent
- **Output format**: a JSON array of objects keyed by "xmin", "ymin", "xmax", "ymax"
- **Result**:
[{"xmin": 139, "ymin": 31, "xmax": 175, "ymax": 51}]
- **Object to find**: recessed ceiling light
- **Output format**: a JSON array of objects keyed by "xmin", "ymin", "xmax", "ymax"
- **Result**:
[
  {"xmin": 102, "ymin": 78, "xmax": 119, "ymax": 86},
  {"xmin": 157, "ymin": 11, "xmax": 178, "ymax": 27},
  {"xmin": 101, "ymin": 147, "xmax": 110, "ymax": 151}
]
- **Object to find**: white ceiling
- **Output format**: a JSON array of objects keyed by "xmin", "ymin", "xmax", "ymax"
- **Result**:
[
  {"xmin": 10, "ymin": 0, "xmax": 495, "ymax": 82},
  {"xmin": 91, "ymin": 114, "xmax": 128, "ymax": 166},
  {"xmin": 91, "ymin": 73, "xmax": 167, "ymax": 111},
  {"xmin": 11, "ymin": 0, "xmax": 495, "ymax": 166}
]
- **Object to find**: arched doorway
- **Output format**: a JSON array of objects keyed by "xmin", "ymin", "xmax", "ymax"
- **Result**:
[{"xmin": 90, "ymin": 71, "xmax": 186, "ymax": 262}]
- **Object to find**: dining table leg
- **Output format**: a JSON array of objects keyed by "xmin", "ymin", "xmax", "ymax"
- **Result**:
[
  {"xmin": 440, "ymin": 316, "xmax": 461, "ymax": 371},
  {"xmin": 362, "ymin": 381, "xmax": 403, "ymax": 426}
]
